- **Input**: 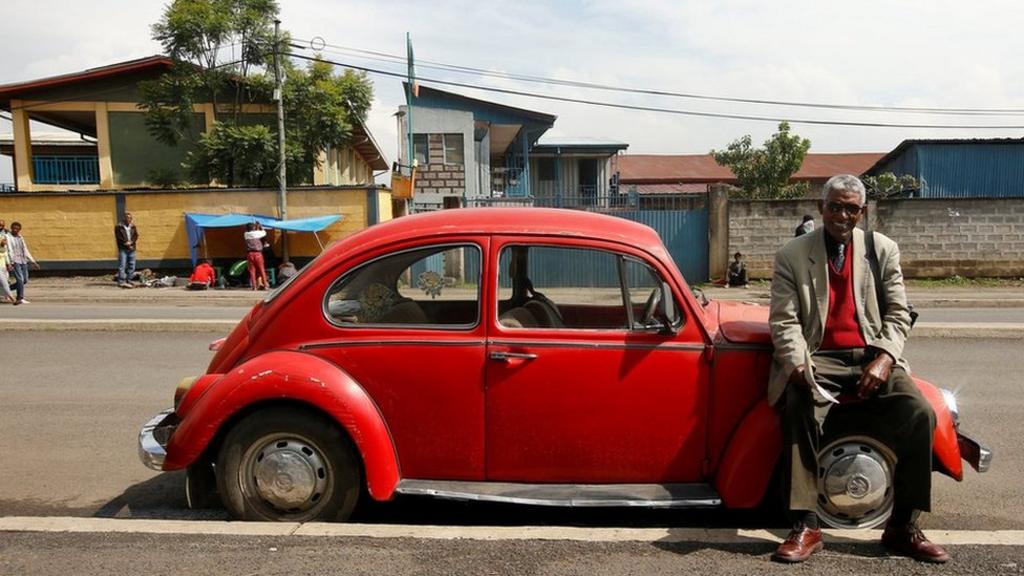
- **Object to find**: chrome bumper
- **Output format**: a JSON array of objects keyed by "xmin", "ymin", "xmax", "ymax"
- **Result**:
[
  {"xmin": 138, "ymin": 409, "xmax": 178, "ymax": 471},
  {"xmin": 957, "ymin": 430, "xmax": 993, "ymax": 473}
]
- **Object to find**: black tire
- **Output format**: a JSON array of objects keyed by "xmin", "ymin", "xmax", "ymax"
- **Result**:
[
  {"xmin": 185, "ymin": 460, "xmax": 218, "ymax": 510},
  {"xmin": 216, "ymin": 407, "xmax": 361, "ymax": 522}
]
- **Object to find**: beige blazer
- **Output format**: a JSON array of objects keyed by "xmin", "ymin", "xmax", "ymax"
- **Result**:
[{"xmin": 767, "ymin": 227, "xmax": 912, "ymax": 406}]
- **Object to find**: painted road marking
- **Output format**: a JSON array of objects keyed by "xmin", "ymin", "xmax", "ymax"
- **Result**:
[{"xmin": 1, "ymin": 517, "xmax": 1023, "ymax": 545}]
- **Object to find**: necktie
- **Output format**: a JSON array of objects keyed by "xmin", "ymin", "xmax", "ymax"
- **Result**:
[{"xmin": 832, "ymin": 243, "xmax": 845, "ymax": 271}]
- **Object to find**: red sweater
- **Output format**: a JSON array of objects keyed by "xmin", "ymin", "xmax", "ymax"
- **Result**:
[
  {"xmin": 820, "ymin": 242, "xmax": 867, "ymax": 350},
  {"xmin": 190, "ymin": 263, "xmax": 216, "ymax": 285}
]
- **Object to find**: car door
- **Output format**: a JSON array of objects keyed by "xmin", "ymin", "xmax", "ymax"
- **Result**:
[
  {"xmin": 312, "ymin": 238, "xmax": 488, "ymax": 481},
  {"xmin": 484, "ymin": 237, "xmax": 710, "ymax": 483}
]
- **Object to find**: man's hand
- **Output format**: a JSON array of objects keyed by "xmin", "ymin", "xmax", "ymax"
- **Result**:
[
  {"xmin": 789, "ymin": 364, "xmax": 810, "ymax": 391},
  {"xmin": 858, "ymin": 351, "xmax": 894, "ymax": 399}
]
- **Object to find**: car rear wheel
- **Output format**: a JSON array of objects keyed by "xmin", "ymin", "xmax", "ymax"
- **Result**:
[{"xmin": 216, "ymin": 407, "xmax": 361, "ymax": 522}]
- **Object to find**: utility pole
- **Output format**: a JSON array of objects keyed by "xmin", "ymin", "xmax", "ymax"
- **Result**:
[{"xmin": 273, "ymin": 18, "xmax": 289, "ymax": 262}]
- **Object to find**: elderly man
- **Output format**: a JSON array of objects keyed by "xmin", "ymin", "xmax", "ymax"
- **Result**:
[{"xmin": 768, "ymin": 174, "xmax": 946, "ymax": 563}]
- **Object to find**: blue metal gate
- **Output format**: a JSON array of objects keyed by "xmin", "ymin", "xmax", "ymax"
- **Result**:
[{"xmin": 468, "ymin": 194, "xmax": 709, "ymax": 284}]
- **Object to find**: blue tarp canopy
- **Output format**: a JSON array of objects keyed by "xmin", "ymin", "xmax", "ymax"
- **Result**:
[{"xmin": 185, "ymin": 212, "xmax": 343, "ymax": 265}]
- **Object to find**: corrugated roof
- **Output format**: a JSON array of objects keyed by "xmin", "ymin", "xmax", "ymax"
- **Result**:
[
  {"xmin": 619, "ymin": 152, "xmax": 885, "ymax": 183},
  {"xmin": 625, "ymin": 183, "xmax": 709, "ymax": 195},
  {"xmin": 864, "ymin": 138, "xmax": 1024, "ymax": 176},
  {"xmin": 0, "ymin": 55, "xmax": 173, "ymax": 108}
]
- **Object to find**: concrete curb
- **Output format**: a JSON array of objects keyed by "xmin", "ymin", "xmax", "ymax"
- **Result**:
[
  {"xmin": 2, "ymin": 516, "xmax": 1024, "ymax": 545},
  {"xmin": 1, "ymin": 319, "xmax": 1022, "ymax": 338},
  {"xmin": 0, "ymin": 319, "xmax": 236, "ymax": 332}
]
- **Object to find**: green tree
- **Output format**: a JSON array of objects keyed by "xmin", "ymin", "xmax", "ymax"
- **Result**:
[
  {"xmin": 863, "ymin": 172, "xmax": 919, "ymax": 199},
  {"xmin": 711, "ymin": 122, "xmax": 812, "ymax": 199},
  {"xmin": 140, "ymin": 0, "xmax": 373, "ymax": 187}
]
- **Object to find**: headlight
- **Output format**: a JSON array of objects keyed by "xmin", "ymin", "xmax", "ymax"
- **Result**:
[
  {"xmin": 941, "ymin": 388, "xmax": 959, "ymax": 427},
  {"xmin": 174, "ymin": 376, "xmax": 198, "ymax": 410}
]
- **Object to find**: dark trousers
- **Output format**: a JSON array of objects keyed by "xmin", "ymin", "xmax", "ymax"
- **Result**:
[{"xmin": 782, "ymin": 348, "xmax": 936, "ymax": 514}]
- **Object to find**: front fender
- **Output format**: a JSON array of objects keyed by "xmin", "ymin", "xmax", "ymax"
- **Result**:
[
  {"xmin": 714, "ymin": 400, "xmax": 783, "ymax": 509},
  {"xmin": 914, "ymin": 377, "xmax": 963, "ymax": 481},
  {"xmin": 163, "ymin": 350, "xmax": 402, "ymax": 501}
]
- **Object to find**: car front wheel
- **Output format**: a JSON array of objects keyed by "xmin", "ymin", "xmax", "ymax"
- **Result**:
[{"xmin": 216, "ymin": 407, "xmax": 361, "ymax": 522}]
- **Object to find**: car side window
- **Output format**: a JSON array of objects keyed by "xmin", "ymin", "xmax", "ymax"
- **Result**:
[
  {"xmin": 497, "ymin": 245, "xmax": 628, "ymax": 330},
  {"xmin": 624, "ymin": 256, "xmax": 683, "ymax": 330},
  {"xmin": 325, "ymin": 244, "xmax": 481, "ymax": 327}
]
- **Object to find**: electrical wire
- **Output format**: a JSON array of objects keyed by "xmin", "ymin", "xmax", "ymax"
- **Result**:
[
  {"xmin": 287, "ymin": 52, "xmax": 1024, "ymax": 130},
  {"xmin": 290, "ymin": 37, "xmax": 1024, "ymax": 117}
]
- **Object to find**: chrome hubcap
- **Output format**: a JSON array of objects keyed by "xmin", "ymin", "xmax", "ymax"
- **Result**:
[
  {"xmin": 817, "ymin": 436, "xmax": 895, "ymax": 529},
  {"xmin": 247, "ymin": 436, "xmax": 329, "ymax": 513}
]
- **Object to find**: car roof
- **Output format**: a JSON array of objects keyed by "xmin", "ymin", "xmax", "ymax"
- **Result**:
[{"xmin": 329, "ymin": 208, "xmax": 665, "ymax": 256}]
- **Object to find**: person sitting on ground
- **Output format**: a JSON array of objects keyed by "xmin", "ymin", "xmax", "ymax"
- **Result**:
[
  {"xmin": 188, "ymin": 259, "xmax": 216, "ymax": 290},
  {"xmin": 277, "ymin": 261, "xmax": 298, "ymax": 283},
  {"xmin": 727, "ymin": 252, "xmax": 748, "ymax": 288}
]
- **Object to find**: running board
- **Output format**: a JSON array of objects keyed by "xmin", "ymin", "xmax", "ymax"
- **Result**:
[{"xmin": 395, "ymin": 480, "xmax": 721, "ymax": 508}]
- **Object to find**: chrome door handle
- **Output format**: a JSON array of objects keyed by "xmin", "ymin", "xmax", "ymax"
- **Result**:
[{"xmin": 489, "ymin": 351, "xmax": 538, "ymax": 362}]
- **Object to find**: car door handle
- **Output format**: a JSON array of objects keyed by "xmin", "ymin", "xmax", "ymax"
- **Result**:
[{"xmin": 488, "ymin": 351, "xmax": 538, "ymax": 362}]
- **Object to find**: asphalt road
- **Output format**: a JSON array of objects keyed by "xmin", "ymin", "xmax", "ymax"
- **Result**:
[{"xmin": 0, "ymin": 332, "xmax": 1020, "ymax": 574}]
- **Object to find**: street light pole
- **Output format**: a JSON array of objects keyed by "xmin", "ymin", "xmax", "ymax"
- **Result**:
[{"xmin": 273, "ymin": 18, "xmax": 289, "ymax": 262}]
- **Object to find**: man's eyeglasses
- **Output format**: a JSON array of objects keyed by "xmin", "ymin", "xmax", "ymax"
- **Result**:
[{"xmin": 825, "ymin": 202, "xmax": 864, "ymax": 216}]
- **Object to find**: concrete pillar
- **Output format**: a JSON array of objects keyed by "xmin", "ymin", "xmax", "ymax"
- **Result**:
[
  {"xmin": 94, "ymin": 102, "xmax": 115, "ymax": 189},
  {"xmin": 708, "ymin": 184, "xmax": 730, "ymax": 281},
  {"xmin": 313, "ymin": 150, "xmax": 329, "ymax": 185},
  {"xmin": 11, "ymin": 101, "xmax": 33, "ymax": 191}
]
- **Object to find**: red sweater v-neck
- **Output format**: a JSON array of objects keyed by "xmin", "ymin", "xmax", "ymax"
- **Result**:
[{"xmin": 820, "ymin": 242, "xmax": 867, "ymax": 350}]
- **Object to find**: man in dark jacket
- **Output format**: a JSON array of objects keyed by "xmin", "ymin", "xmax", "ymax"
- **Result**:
[{"xmin": 114, "ymin": 212, "xmax": 139, "ymax": 288}]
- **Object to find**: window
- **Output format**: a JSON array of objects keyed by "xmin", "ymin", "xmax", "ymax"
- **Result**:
[
  {"xmin": 497, "ymin": 245, "xmax": 628, "ymax": 330},
  {"xmin": 443, "ymin": 133, "xmax": 464, "ymax": 165},
  {"xmin": 537, "ymin": 158, "xmax": 556, "ymax": 181},
  {"xmin": 624, "ymin": 257, "xmax": 681, "ymax": 330},
  {"xmin": 326, "ymin": 244, "xmax": 481, "ymax": 327},
  {"xmin": 413, "ymin": 134, "xmax": 428, "ymax": 166}
]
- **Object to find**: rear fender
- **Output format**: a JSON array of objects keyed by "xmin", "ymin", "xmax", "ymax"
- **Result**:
[
  {"xmin": 164, "ymin": 350, "xmax": 402, "ymax": 501},
  {"xmin": 714, "ymin": 400, "xmax": 783, "ymax": 509},
  {"xmin": 914, "ymin": 377, "xmax": 963, "ymax": 481}
]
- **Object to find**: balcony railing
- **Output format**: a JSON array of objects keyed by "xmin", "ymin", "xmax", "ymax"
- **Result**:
[{"xmin": 32, "ymin": 155, "xmax": 100, "ymax": 185}]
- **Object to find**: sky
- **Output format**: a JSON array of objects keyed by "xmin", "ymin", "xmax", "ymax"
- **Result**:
[{"xmin": 2, "ymin": 0, "xmax": 1024, "ymax": 184}]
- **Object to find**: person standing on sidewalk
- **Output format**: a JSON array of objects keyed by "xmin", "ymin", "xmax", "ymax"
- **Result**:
[
  {"xmin": 768, "ymin": 174, "xmax": 945, "ymax": 564},
  {"xmin": 0, "ymin": 232, "xmax": 15, "ymax": 304},
  {"xmin": 7, "ymin": 221, "xmax": 39, "ymax": 305},
  {"xmin": 243, "ymin": 222, "xmax": 269, "ymax": 290},
  {"xmin": 114, "ymin": 212, "xmax": 139, "ymax": 288}
]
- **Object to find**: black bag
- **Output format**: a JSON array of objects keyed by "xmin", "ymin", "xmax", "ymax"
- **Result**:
[{"xmin": 864, "ymin": 231, "xmax": 918, "ymax": 328}]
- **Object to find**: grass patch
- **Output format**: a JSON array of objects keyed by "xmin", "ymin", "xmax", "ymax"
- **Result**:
[{"xmin": 907, "ymin": 276, "xmax": 1023, "ymax": 288}]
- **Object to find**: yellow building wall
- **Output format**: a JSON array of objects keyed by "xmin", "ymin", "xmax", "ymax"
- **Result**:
[
  {"xmin": 0, "ymin": 195, "xmax": 117, "ymax": 261},
  {"xmin": 0, "ymin": 187, "xmax": 390, "ymax": 266}
]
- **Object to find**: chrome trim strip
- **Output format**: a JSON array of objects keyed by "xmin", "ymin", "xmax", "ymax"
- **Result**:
[
  {"xmin": 714, "ymin": 342, "xmax": 772, "ymax": 352},
  {"xmin": 957, "ymin": 430, "xmax": 993, "ymax": 473},
  {"xmin": 395, "ymin": 480, "xmax": 721, "ymax": 508},
  {"xmin": 488, "ymin": 340, "xmax": 705, "ymax": 352},
  {"xmin": 300, "ymin": 339, "xmax": 486, "ymax": 351},
  {"xmin": 138, "ymin": 409, "xmax": 176, "ymax": 471}
]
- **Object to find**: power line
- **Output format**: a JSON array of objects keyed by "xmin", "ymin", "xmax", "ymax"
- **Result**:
[
  {"xmin": 291, "ymin": 38, "xmax": 1024, "ymax": 117},
  {"xmin": 287, "ymin": 52, "xmax": 1024, "ymax": 130}
]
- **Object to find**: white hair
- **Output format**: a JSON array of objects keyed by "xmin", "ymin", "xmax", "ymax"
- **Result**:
[{"xmin": 821, "ymin": 174, "xmax": 866, "ymax": 204}]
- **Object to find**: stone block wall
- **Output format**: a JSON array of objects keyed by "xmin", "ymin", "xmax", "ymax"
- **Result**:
[
  {"xmin": 727, "ymin": 199, "xmax": 820, "ymax": 278},
  {"xmin": 415, "ymin": 134, "xmax": 466, "ymax": 197},
  {"xmin": 726, "ymin": 197, "xmax": 1024, "ymax": 279},
  {"xmin": 873, "ymin": 198, "xmax": 1024, "ymax": 277}
]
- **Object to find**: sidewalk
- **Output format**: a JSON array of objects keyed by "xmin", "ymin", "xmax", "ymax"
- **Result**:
[{"xmin": 701, "ymin": 284, "xmax": 1024, "ymax": 309}]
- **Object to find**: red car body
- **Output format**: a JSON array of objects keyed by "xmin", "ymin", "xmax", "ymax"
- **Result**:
[{"xmin": 139, "ymin": 208, "xmax": 989, "ymax": 524}]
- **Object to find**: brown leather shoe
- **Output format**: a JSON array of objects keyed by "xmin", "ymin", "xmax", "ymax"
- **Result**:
[
  {"xmin": 771, "ymin": 526, "xmax": 823, "ymax": 563},
  {"xmin": 882, "ymin": 523, "xmax": 950, "ymax": 563}
]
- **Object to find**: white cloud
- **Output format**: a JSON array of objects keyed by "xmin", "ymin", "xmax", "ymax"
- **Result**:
[{"xmin": 2, "ymin": 0, "xmax": 1023, "ymax": 185}]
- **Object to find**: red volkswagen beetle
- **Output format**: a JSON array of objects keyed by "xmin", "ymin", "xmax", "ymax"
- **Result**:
[{"xmin": 139, "ymin": 208, "xmax": 990, "ymax": 527}]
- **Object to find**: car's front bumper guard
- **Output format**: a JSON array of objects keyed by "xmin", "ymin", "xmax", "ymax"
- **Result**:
[
  {"xmin": 957, "ymin": 429, "xmax": 992, "ymax": 473},
  {"xmin": 138, "ymin": 409, "xmax": 179, "ymax": 471}
]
